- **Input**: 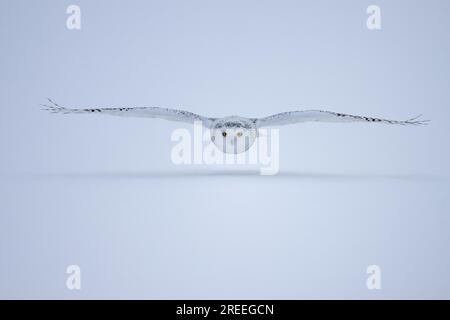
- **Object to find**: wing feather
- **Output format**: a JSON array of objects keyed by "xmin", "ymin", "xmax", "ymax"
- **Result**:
[
  {"xmin": 42, "ymin": 99, "xmax": 215, "ymax": 128},
  {"xmin": 255, "ymin": 110, "xmax": 429, "ymax": 127}
]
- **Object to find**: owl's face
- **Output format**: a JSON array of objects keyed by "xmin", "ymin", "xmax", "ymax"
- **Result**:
[{"xmin": 210, "ymin": 117, "xmax": 257, "ymax": 154}]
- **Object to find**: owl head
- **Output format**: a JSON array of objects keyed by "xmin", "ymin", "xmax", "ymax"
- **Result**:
[{"xmin": 210, "ymin": 117, "xmax": 257, "ymax": 154}]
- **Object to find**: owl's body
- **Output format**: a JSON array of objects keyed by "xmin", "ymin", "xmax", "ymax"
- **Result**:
[{"xmin": 43, "ymin": 99, "xmax": 428, "ymax": 154}]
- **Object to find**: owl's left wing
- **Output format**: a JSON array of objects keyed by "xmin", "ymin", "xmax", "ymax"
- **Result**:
[
  {"xmin": 42, "ymin": 99, "xmax": 216, "ymax": 128},
  {"xmin": 255, "ymin": 110, "xmax": 429, "ymax": 128}
]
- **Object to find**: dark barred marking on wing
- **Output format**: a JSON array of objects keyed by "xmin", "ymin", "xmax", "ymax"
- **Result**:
[{"xmin": 331, "ymin": 110, "xmax": 429, "ymax": 125}]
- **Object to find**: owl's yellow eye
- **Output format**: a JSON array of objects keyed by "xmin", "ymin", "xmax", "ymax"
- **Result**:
[
  {"xmin": 222, "ymin": 132, "xmax": 227, "ymax": 137},
  {"xmin": 236, "ymin": 132, "xmax": 243, "ymax": 137}
]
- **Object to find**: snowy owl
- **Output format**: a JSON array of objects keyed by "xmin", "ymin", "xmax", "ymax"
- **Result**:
[{"xmin": 43, "ymin": 99, "xmax": 428, "ymax": 154}]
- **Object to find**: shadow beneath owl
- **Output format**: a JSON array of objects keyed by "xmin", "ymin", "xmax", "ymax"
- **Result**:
[{"xmin": 34, "ymin": 169, "xmax": 448, "ymax": 183}]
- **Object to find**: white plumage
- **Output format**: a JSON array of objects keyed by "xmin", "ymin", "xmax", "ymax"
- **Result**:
[{"xmin": 43, "ymin": 99, "xmax": 428, "ymax": 154}]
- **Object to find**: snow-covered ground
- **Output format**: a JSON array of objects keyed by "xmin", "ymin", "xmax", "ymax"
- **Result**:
[{"xmin": 1, "ymin": 169, "xmax": 449, "ymax": 299}]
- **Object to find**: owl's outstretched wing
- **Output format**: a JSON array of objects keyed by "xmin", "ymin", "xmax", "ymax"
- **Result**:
[
  {"xmin": 255, "ymin": 110, "xmax": 429, "ymax": 128},
  {"xmin": 42, "ymin": 99, "xmax": 216, "ymax": 128}
]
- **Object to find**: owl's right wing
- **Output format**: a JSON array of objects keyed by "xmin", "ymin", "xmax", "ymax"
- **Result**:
[{"xmin": 42, "ymin": 99, "xmax": 216, "ymax": 128}]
